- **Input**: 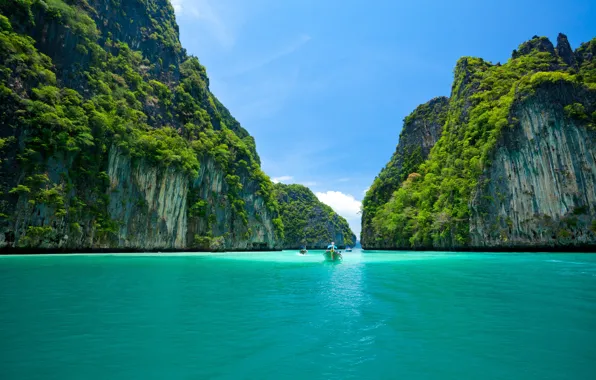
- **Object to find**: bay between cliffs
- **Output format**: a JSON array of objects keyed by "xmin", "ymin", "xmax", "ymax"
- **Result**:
[{"xmin": 1, "ymin": 250, "xmax": 595, "ymax": 379}]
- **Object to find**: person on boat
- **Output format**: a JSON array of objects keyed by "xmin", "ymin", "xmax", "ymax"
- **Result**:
[{"xmin": 327, "ymin": 242, "xmax": 337, "ymax": 259}]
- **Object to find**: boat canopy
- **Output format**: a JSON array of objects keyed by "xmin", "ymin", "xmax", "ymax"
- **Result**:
[{"xmin": 327, "ymin": 244, "xmax": 337, "ymax": 249}]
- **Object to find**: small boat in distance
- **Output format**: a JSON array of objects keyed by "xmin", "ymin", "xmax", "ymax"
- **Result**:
[
  {"xmin": 299, "ymin": 246, "xmax": 307, "ymax": 255},
  {"xmin": 346, "ymin": 247, "xmax": 352, "ymax": 252},
  {"xmin": 324, "ymin": 242, "xmax": 342, "ymax": 262}
]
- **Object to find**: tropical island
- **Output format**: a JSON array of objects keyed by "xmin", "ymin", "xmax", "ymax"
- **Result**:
[
  {"xmin": 0, "ymin": 0, "xmax": 594, "ymax": 253},
  {"xmin": 362, "ymin": 34, "xmax": 596, "ymax": 251},
  {"xmin": 0, "ymin": 0, "xmax": 285, "ymax": 252}
]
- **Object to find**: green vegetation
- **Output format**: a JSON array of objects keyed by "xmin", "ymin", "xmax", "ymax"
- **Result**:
[
  {"xmin": 0, "ymin": 0, "xmax": 283, "ymax": 247},
  {"xmin": 576, "ymin": 38, "xmax": 596, "ymax": 86},
  {"xmin": 18, "ymin": 226, "xmax": 54, "ymax": 247},
  {"xmin": 366, "ymin": 36, "xmax": 596, "ymax": 248},
  {"xmin": 274, "ymin": 183, "xmax": 355, "ymax": 248},
  {"xmin": 361, "ymin": 97, "xmax": 449, "ymax": 246}
]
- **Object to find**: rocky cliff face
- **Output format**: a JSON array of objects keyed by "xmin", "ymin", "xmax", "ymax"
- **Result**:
[
  {"xmin": 274, "ymin": 183, "xmax": 356, "ymax": 249},
  {"xmin": 363, "ymin": 34, "xmax": 596, "ymax": 250},
  {"xmin": 470, "ymin": 83, "xmax": 596, "ymax": 248},
  {"xmin": 361, "ymin": 97, "xmax": 449, "ymax": 248},
  {"xmin": 0, "ymin": 0, "xmax": 282, "ymax": 252}
]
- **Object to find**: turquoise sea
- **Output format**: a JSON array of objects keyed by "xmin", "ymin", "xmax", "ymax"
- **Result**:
[{"xmin": 1, "ymin": 250, "xmax": 595, "ymax": 379}]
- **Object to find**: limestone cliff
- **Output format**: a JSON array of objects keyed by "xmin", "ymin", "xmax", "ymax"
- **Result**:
[
  {"xmin": 274, "ymin": 183, "xmax": 356, "ymax": 249},
  {"xmin": 361, "ymin": 97, "xmax": 449, "ymax": 248},
  {"xmin": 363, "ymin": 34, "xmax": 596, "ymax": 250},
  {"xmin": 0, "ymin": 0, "xmax": 282, "ymax": 252},
  {"xmin": 469, "ymin": 82, "xmax": 596, "ymax": 248}
]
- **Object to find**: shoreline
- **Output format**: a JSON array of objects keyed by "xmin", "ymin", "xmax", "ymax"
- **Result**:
[
  {"xmin": 1, "ymin": 247, "xmax": 596, "ymax": 255},
  {"xmin": 360, "ymin": 245, "xmax": 596, "ymax": 253}
]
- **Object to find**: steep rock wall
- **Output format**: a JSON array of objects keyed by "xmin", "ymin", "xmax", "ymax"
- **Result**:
[
  {"xmin": 470, "ymin": 84, "xmax": 596, "ymax": 248},
  {"xmin": 187, "ymin": 157, "xmax": 279, "ymax": 250},
  {"xmin": 0, "ymin": 145, "xmax": 281, "ymax": 251},
  {"xmin": 106, "ymin": 147, "xmax": 189, "ymax": 249}
]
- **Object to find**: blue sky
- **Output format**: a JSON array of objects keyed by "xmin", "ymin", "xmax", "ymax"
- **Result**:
[{"xmin": 171, "ymin": 0, "xmax": 595, "ymax": 238}]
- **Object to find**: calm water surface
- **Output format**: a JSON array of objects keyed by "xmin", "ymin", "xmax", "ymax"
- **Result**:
[{"xmin": 1, "ymin": 250, "xmax": 595, "ymax": 379}]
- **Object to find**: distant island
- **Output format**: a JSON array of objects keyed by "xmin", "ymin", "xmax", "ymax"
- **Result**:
[
  {"xmin": 274, "ymin": 183, "xmax": 355, "ymax": 249},
  {"xmin": 362, "ymin": 34, "xmax": 596, "ymax": 251}
]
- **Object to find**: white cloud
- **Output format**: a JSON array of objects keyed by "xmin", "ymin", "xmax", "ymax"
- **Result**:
[
  {"xmin": 301, "ymin": 181, "xmax": 317, "ymax": 187},
  {"xmin": 271, "ymin": 176, "xmax": 293, "ymax": 184},
  {"xmin": 315, "ymin": 191, "xmax": 362, "ymax": 238},
  {"xmin": 362, "ymin": 187, "xmax": 370, "ymax": 195},
  {"xmin": 315, "ymin": 191, "xmax": 361, "ymax": 219}
]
